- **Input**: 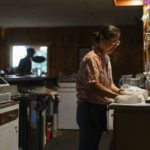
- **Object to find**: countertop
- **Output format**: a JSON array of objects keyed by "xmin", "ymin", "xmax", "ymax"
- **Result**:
[
  {"xmin": 3, "ymin": 74, "xmax": 57, "ymax": 82},
  {"xmin": 109, "ymin": 101, "xmax": 150, "ymax": 111},
  {"xmin": 0, "ymin": 101, "xmax": 19, "ymax": 109}
]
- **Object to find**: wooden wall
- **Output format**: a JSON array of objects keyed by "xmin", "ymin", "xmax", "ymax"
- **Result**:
[{"xmin": 0, "ymin": 25, "xmax": 143, "ymax": 84}]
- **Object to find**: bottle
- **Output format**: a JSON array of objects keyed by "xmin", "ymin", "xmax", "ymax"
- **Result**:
[
  {"xmin": 46, "ymin": 123, "xmax": 50, "ymax": 141},
  {"xmin": 36, "ymin": 65, "xmax": 42, "ymax": 76},
  {"xmin": 47, "ymin": 122, "xmax": 53, "ymax": 140}
]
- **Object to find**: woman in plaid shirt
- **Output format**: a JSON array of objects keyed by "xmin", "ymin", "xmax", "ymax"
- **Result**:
[{"xmin": 76, "ymin": 25, "xmax": 128, "ymax": 150}]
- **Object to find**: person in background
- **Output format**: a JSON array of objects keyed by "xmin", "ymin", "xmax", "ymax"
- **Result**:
[
  {"xmin": 76, "ymin": 25, "xmax": 129, "ymax": 150},
  {"xmin": 17, "ymin": 47, "xmax": 35, "ymax": 75}
]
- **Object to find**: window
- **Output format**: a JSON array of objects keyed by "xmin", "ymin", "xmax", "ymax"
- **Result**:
[
  {"xmin": 12, "ymin": 46, "xmax": 27, "ymax": 67},
  {"xmin": 12, "ymin": 45, "xmax": 48, "ymax": 73}
]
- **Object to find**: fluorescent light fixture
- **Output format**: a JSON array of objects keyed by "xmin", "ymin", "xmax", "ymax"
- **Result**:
[{"xmin": 114, "ymin": 0, "xmax": 143, "ymax": 6}]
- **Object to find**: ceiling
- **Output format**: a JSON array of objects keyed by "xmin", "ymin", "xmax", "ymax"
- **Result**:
[{"xmin": 0, "ymin": 0, "xmax": 143, "ymax": 27}]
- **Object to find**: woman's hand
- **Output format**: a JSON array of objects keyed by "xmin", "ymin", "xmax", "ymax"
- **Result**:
[
  {"xmin": 89, "ymin": 82, "xmax": 120, "ymax": 99},
  {"xmin": 111, "ymin": 83, "xmax": 133, "ymax": 96},
  {"xmin": 119, "ymin": 90, "xmax": 132, "ymax": 95}
]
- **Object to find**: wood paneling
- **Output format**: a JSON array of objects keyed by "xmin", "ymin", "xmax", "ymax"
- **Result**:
[
  {"xmin": 0, "ymin": 26, "xmax": 143, "ymax": 84},
  {"xmin": 111, "ymin": 25, "xmax": 143, "ymax": 83}
]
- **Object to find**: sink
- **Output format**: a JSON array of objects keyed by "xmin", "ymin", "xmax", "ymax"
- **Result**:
[{"xmin": 115, "ymin": 95, "xmax": 142, "ymax": 104}]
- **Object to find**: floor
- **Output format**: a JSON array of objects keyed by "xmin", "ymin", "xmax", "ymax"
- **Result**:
[{"xmin": 44, "ymin": 130, "xmax": 113, "ymax": 150}]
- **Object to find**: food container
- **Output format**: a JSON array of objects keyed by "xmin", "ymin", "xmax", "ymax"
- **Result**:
[
  {"xmin": 119, "ymin": 75, "xmax": 132, "ymax": 89},
  {"xmin": 130, "ymin": 78, "xmax": 140, "ymax": 87}
]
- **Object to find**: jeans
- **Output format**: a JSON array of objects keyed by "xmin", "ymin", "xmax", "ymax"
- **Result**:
[{"xmin": 77, "ymin": 101, "xmax": 107, "ymax": 150}]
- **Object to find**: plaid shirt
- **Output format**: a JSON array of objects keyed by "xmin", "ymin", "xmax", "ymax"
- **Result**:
[{"xmin": 76, "ymin": 49, "xmax": 113, "ymax": 104}]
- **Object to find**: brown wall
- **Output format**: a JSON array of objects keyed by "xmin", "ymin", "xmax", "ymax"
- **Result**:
[{"xmin": 0, "ymin": 25, "xmax": 143, "ymax": 84}]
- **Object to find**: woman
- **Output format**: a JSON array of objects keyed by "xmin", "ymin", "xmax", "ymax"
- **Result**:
[{"xmin": 76, "ymin": 25, "xmax": 128, "ymax": 150}]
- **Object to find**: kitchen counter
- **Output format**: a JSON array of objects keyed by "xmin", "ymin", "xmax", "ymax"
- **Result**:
[
  {"xmin": 4, "ymin": 74, "xmax": 57, "ymax": 82},
  {"xmin": 109, "ymin": 101, "xmax": 150, "ymax": 150},
  {"xmin": 3, "ymin": 75, "xmax": 58, "ymax": 89},
  {"xmin": 0, "ymin": 101, "xmax": 19, "ymax": 109},
  {"xmin": 109, "ymin": 101, "xmax": 150, "ymax": 110}
]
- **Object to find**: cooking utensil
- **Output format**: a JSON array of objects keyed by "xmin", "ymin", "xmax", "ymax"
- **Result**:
[{"xmin": 32, "ymin": 56, "xmax": 46, "ymax": 63}]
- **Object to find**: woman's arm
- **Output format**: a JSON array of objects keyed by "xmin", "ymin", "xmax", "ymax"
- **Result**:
[
  {"xmin": 89, "ymin": 82, "xmax": 119, "ymax": 99},
  {"xmin": 111, "ymin": 83, "xmax": 130, "ymax": 95},
  {"xmin": 111, "ymin": 83, "xmax": 120, "ymax": 93}
]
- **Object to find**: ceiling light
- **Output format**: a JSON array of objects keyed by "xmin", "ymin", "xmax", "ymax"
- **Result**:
[{"xmin": 114, "ymin": 0, "xmax": 143, "ymax": 6}]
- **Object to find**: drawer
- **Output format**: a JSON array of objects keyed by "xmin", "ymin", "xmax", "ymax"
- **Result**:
[{"xmin": 0, "ymin": 109, "xmax": 18, "ymax": 125}]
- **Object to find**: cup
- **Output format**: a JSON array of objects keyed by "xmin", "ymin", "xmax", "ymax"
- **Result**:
[{"xmin": 36, "ymin": 66, "xmax": 42, "ymax": 76}]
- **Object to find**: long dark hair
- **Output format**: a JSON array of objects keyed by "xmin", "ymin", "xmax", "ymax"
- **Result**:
[{"xmin": 92, "ymin": 25, "xmax": 120, "ymax": 46}]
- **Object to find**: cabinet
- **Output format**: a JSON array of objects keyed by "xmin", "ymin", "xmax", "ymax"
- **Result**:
[
  {"xmin": 0, "ymin": 104, "xmax": 19, "ymax": 150},
  {"xmin": 113, "ymin": 109, "xmax": 150, "ymax": 150}
]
